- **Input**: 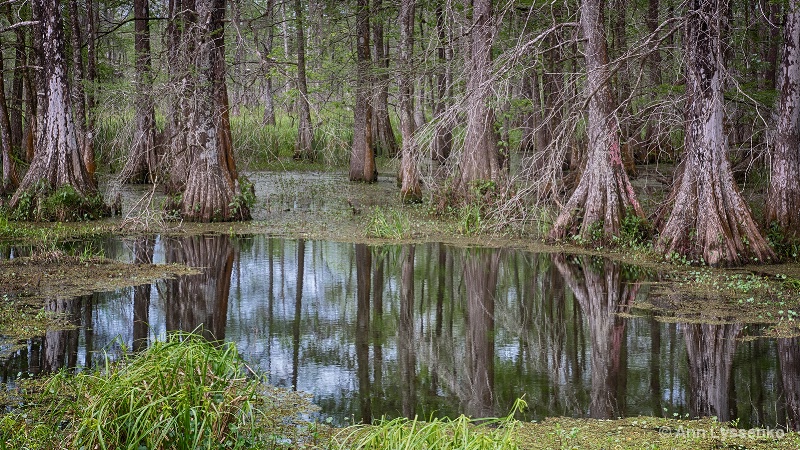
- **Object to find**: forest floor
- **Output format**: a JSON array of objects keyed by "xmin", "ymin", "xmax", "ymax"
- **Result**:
[{"xmin": 2, "ymin": 162, "xmax": 800, "ymax": 448}]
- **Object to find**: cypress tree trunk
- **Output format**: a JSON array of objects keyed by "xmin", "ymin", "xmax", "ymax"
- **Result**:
[
  {"xmin": 122, "ymin": 0, "xmax": 158, "ymax": 184},
  {"xmin": 656, "ymin": 0, "xmax": 774, "ymax": 266},
  {"xmin": 179, "ymin": 0, "xmax": 250, "ymax": 222},
  {"xmin": 549, "ymin": 0, "xmax": 644, "ymax": 243},
  {"xmin": 349, "ymin": 0, "xmax": 377, "ymax": 182},
  {"xmin": 456, "ymin": 0, "xmax": 501, "ymax": 197},
  {"xmin": 293, "ymin": 0, "xmax": 314, "ymax": 161},
  {"xmin": 766, "ymin": 0, "xmax": 800, "ymax": 238},
  {"xmin": 371, "ymin": 0, "xmax": 397, "ymax": 157},
  {"xmin": 9, "ymin": 0, "xmax": 107, "ymax": 220},
  {"xmin": 398, "ymin": 0, "xmax": 421, "ymax": 203}
]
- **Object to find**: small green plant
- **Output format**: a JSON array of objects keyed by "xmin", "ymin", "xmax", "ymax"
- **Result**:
[
  {"xmin": 334, "ymin": 398, "xmax": 527, "ymax": 450},
  {"xmin": 766, "ymin": 221, "xmax": 800, "ymax": 261},
  {"xmin": 365, "ymin": 207, "xmax": 411, "ymax": 239}
]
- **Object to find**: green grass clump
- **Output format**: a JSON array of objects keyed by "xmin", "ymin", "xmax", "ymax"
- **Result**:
[
  {"xmin": 334, "ymin": 398, "xmax": 526, "ymax": 450},
  {"xmin": 36, "ymin": 333, "xmax": 316, "ymax": 450},
  {"xmin": 365, "ymin": 207, "xmax": 411, "ymax": 239}
]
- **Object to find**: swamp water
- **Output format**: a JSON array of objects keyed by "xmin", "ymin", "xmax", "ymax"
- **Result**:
[{"xmin": 2, "ymin": 234, "xmax": 799, "ymax": 429}]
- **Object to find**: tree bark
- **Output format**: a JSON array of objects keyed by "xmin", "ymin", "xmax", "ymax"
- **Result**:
[
  {"xmin": 456, "ymin": 0, "xmax": 501, "ymax": 197},
  {"xmin": 371, "ymin": 0, "xmax": 398, "ymax": 157},
  {"xmin": 68, "ymin": 0, "xmax": 92, "ymax": 182},
  {"xmin": 293, "ymin": 0, "xmax": 314, "ymax": 161},
  {"xmin": 549, "ymin": 0, "xmax": 644, "ymax": 243},
  {"xmin": 432, "ymin": 1, "xmax": 452, "ymax": 165},
  {"xmin": 349, "ymin": 0, "xmax": 377, "ymax": 182},
  {"xmin": 262, "ymin": 0, "xmax": 276, "ymax": 126},
  {"xmin": 122, "ymin": 0, "xmax": 158, "ymax": 184},
  {"xmin": 766, "ymin": 0, "xmax": 800, "ymax": 238},
  {"xmin": 0, "ymin": 33, "xmax": 18, "ymax": 195},
  {"xmin": 398, "ymin": 0, "xmax": 421, "ymax": 203},
  {"xmin": 9, "ymin": 0, "xmax": 107, "ymax": 220},
  {"xmin": 179, "ymin": 0, "xmax": 250, "ymax": 222},
  {"xmin": 656, "ymin": 0, "xmax": 775, "ymax": 266}
]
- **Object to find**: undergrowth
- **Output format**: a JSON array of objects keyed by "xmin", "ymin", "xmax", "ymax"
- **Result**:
[
  {"xmin": 2, "ymin": 333, "xmax": 322, "ymax": 450},
  {"xmin": 333, "ymin": 398, "xmax": 527, "ymax": 450}
]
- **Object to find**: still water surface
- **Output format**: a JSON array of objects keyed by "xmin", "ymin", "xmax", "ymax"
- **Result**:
[{"xmin": 2, "ymin": 234, "xmax": 798, "ymax": 429}]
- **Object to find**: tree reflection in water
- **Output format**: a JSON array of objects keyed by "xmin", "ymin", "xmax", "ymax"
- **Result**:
[
  {"xmin": 554, "ymin": 255, "xmax": 636, "ymax": 419},
  {"xmin": 163, "ymin": 235, "xmax": 235, "ymax": 341},
  {"xmin": 779, "ymin": 337, "xmax": 800, "ymax": 430},
  {"xmin": 683, "ymin": 323, "xmax": 741, "ymax": 422}
]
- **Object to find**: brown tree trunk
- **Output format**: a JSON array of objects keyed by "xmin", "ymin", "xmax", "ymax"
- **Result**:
[
  {"xmin": 398, "ymin": 0, "xmax": 421, "ymax": 203},
  {"xmin": 349, "ymin": 0, "xmax": 377, "ymax": 182},
  {"xmin": 432, "ymin": 1, "xmax": 452, "ymax": 165},
  {"xmin": 9, "ymin": 0, "xmax": 107, "ymax": 220},
  {"xmin": 549, "ymin": 0, "xmax": 644, "ymax": 243},
  {"xmin": 293, "ymin": 0, "xmax": 314, "ymax": 161},
  {"xmin": 262, "ymin": 0, "xmax": 276, "ymax": 126},
  {"xmin": 683, "ymin": 323, "xmax": 741, "ymax": 422},
  {"xmin": 8, "ymin": 10, "xmax": 26, "ymax": 153},
  {"xmin": 85, "ymin": 0, "xmax": 97, "ymax": 175},
  {"xmin": 68, "ymin": 0, "xmax": 92, "ymax": 183},
  {"xmin": 0, "ymin": 34, "xmax": 18, "ymax": 195},
  {"xmin": 164, "ymin": 0, "xmax": 193, "ymax": 193},
  {"xmin": 456, "ymin": 0, "xmax": 501, "ymax": 197},
  {"xmin": 180, "ymin": 0, "xmax": 250, "ymax": 222},
  {"xmin": 554, "ymin": 255, "xmax": 635, "ymax": 419},
  {"xmin": 656, "ymin": 0, "xmax": 775, "ymax": 266},
  {"xmin": 122, "ymin": 0, "xmax": 158, "ymax": 184},
  {"xmin": 766, "ymin": 0, "xmax": 800, "ymax": 238},
  {"xmin": 371, "ymin": 0, "xmax": 398, "ymax": 157}
]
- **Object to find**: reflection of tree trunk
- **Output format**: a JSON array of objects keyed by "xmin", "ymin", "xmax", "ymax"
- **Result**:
[
  {"xmin": 649, "ymin": 315, "xmax": 662, "ymax": 415},
  {"xmin": 398, "ymin": 245, "xmax": 416, "ymax": 418},
  {"xmin": 463, "ymin": 249, "xmax": 499, "ymax": 418},
  {"xmin": 683, "ymin": 323, "xmax": 741, "ymax": 422},
  {"xmin": 42, "ymin": 296, "xmax": 82, "ymax": 373},
  {"xmin": 372, "ymin": 251, "xmax": 384, "ymax": 409},
  {"xmin": 778, "ymin": 337, "xmax": 800, "ymax": 430},
  {"xmin": 132, "ymin": 237, "xmax": 155, "ymax": 352},
  {"xmin": 355, "ymin": 243, "xmax": 372, "ymax": 421},
  {"xmin": 292, "ymin": 239, "xmax": 305, "ymax": 390},
  {"xmin": 553, "ymin": 255, "xmax": 636, "ymax": 419},
  {"xmin": 164, "ymin": 235, "xmax": 234, "ymax": 341}
]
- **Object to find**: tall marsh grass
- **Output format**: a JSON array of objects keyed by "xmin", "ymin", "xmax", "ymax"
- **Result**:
[{"xmin": 32, "ymin": 332, "xmax": 319, "ymax": 450}]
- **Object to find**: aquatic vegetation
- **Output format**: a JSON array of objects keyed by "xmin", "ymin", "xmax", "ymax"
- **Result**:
[
  {"xmin": 333, "ymin": 398, "xmax": 526, "ymax": 450},
  {"xmin": 365, "ymin": 206, "xmax": 411, "ymax": 239}
]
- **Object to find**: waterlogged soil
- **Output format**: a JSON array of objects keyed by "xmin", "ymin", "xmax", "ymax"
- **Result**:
[{"xmin": 0, "ymin": 255, "xmax": 197, "ymax": 345}]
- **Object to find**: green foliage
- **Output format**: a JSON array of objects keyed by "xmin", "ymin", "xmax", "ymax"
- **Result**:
[
  {"xmin": 32, "ymin": 333, "xmax": 320, "ymax": 450},
  {"xmin": 614, "ymin": 210, "xmax": 653, "ymax": 249},
  {"xmin": 766, "ymin": 221, "xmax": 800, "ymax": 261},
  {"xmin": 333, "ymin": 398, "xmax": 527, "ymax": 450},
  {"xmin": 365, "ymin": 207, "xmax": 411, "ymax": 239},
  {"xmin": 9, "ymin": 182, "xmax": 109, "ymax": 222},
  {"xmin": 229, "ymin": 176, "xmax": 257, "ymax": 220}
]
